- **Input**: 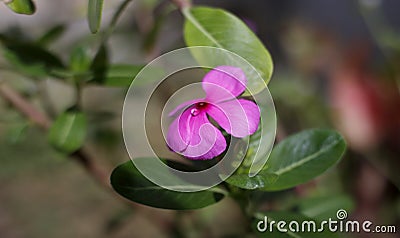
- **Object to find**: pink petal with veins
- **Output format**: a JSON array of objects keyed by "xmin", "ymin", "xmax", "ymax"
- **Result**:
[
  {"xmin": 207, "ymin": 99, "xmax": 260, "ymax": 138},
  {"xmin": 166, "ymin": 106, "xmax": 226, "ymax": 160},
  {"xmin": 203, "ymin": 66, "xmax": 247, "ymax": 102},
  {"xmin": 166, "ymin": 65, "xmax": 260, "ymax": 160}
]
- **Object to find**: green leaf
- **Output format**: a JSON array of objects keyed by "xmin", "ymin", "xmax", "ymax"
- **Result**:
[
  {"xmin": 263, "ymin": 129, "xmax": 346, "ymax": 191},
  {"xmin": 90, "ymin": 44, "xmax": 109, "ymax": 83},
  {"xmin": 70, "ymin": 47, "xmax": 92, "ymax": 74},
  {"xmin": 111, "ymin": 159, "xmax": 226, "ymax": 210},
  {"xmin": 226, "ymin": 172, "xmax": 279, "ymax": 190},
  {"xmin": 102, "ymin": 64, "xmax": 143, "ymax": 86},
  {"xmin": 226, "ymin": 129, "xmax": 346, "ymax": 191},
  {"xmin": 37, "ymin": 25, "xmax": 66, "ymax": 46},
  {"xmin": 5, "ymin": 0, "xmax": 36, "ymax": 15},
  {"xmin": 51, "ymin": 61, "xmax": 145, "ymax": 86},
  {"xmin": 0, "ymin": 35, "xmax": 64, "ymax": 77},
  {"xmin": 253, "ymin": 212, "xmax": 338, "ymax": 238},
  {"xmin": 88, "ymin": 0, "xmax": 104, "ymax": 33},
  {"xmin": 226, "ymin": 102, "xmax": 276, "ymax": 189},
  {"xmin": 183, "ymin": 7, "xmax": 273, "ymax": 94},
  {"xmin": 48, "ymin": 111, "xmax": 87, "ymax": 153}
]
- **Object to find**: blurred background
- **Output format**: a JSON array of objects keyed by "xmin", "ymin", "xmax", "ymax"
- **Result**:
[{"xmin": 0, "ymin": 0, "xmax": 399, "ymax": 237}]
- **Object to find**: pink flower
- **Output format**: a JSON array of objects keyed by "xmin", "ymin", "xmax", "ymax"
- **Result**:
[{"xmin": 166, "ymin": 66, "xmax": 261, "ymax": 160}]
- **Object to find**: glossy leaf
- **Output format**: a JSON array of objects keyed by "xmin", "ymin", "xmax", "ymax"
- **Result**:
[
  {"xmin": 226, "ymin": 129, "xmax": 346, "ymax": 191},
  {"xmin": 88, "ymin": 0, "xmax": 104, "ymax": 33},
  {"xmin": 111, "ymin": 159, "xmax": 226, "ymax": 210},
  {"xmin": 263, "ymin": 129, "xmax": 346, "ymax": 191},
  {"xmin": 70, "ymin": 47, "xmax": 92, "ymax": 73},
  {"xmin": 183, "ymin": 7, "xmax": 273, "ymax": 94},
  {"xmin": 253, "ymin": 212, "xmax": 338, "ymax": 238},
  {"xmin": 110, "ymin": 65, "xmax": 165, "ymax": 87},
  {"xmin": 37, "ymin": 25, "xmax": 66, "ymax": 46},
  {"xmin": 226, "ymin": 100, "xmax": 276, "ymax": 188},
  {"xmin": 48, "ymin": 68, "xmax": 90, "ymax": 80},
  {"xmin": 5, "ymin": 0, "xmax": 36, "ymax": 15},
  {"xmin": 48, "ymin": 111, "xmax": 87, "ymax": 153},
  {"xmin": 0, "ymin": 35, "xmax": 64, "ymax": 77},
  {"xmin": 226, "ymin": 172, "xmax": 279, "ymax": 190},
  {"xmin": 90, "ymin": 44, "xmax": 109, "ymax": 83},
  {"xmin": 3, "ymin": 50, "xmax": 48, "ymax": 77},
  {"xmin": 102, "ymin": 64, "xmax": 143, "ymax": 86}
]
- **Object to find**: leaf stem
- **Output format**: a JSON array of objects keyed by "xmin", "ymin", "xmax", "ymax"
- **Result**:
[
  {"xmin": 75, "ymin": 82, "xmax": 83, "ymax": 110},
  {"xmin": 102, "ymin": 0, "xmax": 133, "ymax": 43}
]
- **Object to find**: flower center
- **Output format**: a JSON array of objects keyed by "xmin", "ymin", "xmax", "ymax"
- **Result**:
[{"xmin": 190, "ymin": 102, "xmax": 208, "ymax": 116}]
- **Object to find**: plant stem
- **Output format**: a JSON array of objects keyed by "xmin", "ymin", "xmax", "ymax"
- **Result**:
[
  {"xmin": 0, "ymin": 83, "xmax": 51, "ymax": 129},
  {"xmin": 102, "ymin": 0, "xmax": 133, "ymax": 43},
  {"xmin": 0, "ymin": 82, "xmax": 180, "ymax": 233},
  {"xmin": 75, "ymin": 82, "xmax": 83, "ymax": 110},
  {"xmin": 229, "ymin": 186, "xmax": 254, "ymax": 233},
  {"xmin": 0, "ymin": 82, "xmax": 109, "ymax": 187}
]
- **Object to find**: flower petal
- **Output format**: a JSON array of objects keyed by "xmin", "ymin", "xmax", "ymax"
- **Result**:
[
  {"xmin": 168, "ymin": 99, "xmax": 202, "ymax": 117},
  {"xmin": 207, "ymin": 99, "xmax": 260, "ymax": 138},
  {"xmin": 203, "ymin": 66, "xmax": 247, "ymax": 102},
  {"xmin": 166, "ymin": 108, "xmax": 226, "ymax": 160}
]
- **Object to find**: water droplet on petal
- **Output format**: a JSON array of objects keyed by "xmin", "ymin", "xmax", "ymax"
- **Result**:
[{"xmin": 190, "ymin": 108, "xmax": 200, "ymax": 116}]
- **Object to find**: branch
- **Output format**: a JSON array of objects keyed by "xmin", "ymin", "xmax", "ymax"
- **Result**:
[
  {"xmin": 0, "ymin": 82, "xmax": 109, "ymax": 188},
  {"xmin": 0, "ymin": 82, "xmax": 177, "ymax": 232},
  {"xmin": 0, "ymin": 83, "xmax": 51, "ymax": 129}
]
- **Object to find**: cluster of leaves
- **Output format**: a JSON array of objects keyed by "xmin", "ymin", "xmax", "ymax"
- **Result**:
[
  {"xmin": 112, "ymin": 129, "xmax": 346, "ymax": 206},
  {"xmin": 3, "ymin": 1, "xmax": 347, "ymax": 236},
  {"xmin": 109, "ymin": 6, "xmax": 347, "ymax": 236},
  {"xmin": 1, "ymin": 0, "xmax": 143, "ymax": 153}
]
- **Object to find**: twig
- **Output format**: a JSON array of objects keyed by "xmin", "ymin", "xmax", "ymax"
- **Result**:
[
  {"xmin": 0, "ymin": 83, "xmax": 51, "ymax": 129},
  {"xmin": 102, "ymin": 0, "xmax": 134, "ymax": 43},
  {"xmin": 71, "ymin": 149, "xmax": 110, "ymax": 188},
  {"xmin": 0, "ymin": 82, "xmax": 110, "ymax": 188},
  {"xmin": 0, "ymin": 82, "xmax": 177, "ymax": 233}
]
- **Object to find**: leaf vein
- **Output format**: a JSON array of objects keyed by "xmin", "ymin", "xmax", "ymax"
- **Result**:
[{"xmin": 274, "ymin": 139, "xmax": 341, "ymax": 176}]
